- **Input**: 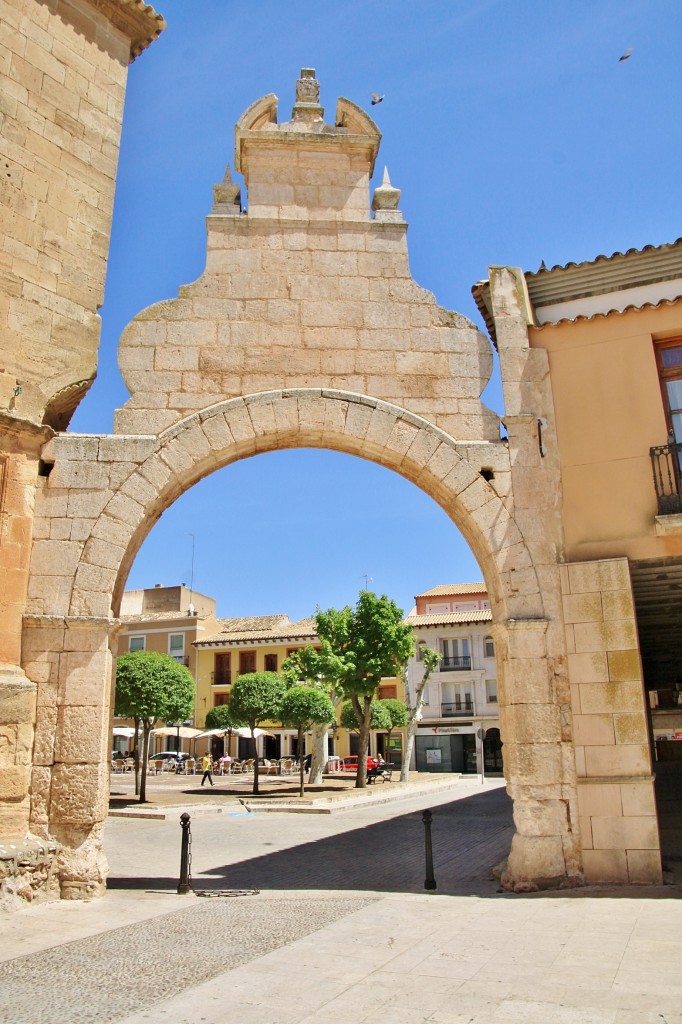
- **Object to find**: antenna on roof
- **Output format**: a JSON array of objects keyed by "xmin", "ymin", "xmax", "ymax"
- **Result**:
[{"xmin": 187, "ymin": 533, "xmax": 196, "ymax": 614}]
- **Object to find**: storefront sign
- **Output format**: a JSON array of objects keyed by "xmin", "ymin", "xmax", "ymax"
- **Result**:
[{"xmin": 419, "ymin": 725, "xmax": 476, "ymax": 735}]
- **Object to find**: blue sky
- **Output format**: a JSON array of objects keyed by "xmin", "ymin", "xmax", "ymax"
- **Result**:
[{"xmin": 71, "ymin": 0, "xmax": 681, "ymax": 620}]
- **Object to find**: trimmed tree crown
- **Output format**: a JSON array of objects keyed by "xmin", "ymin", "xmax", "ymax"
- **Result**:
[
  {"xmin": 280, "ymin": 685, "xmax": 336, "ymax": 730},
  {"xmin": 228, "ymin": 671, "xmax": 286, "ymax": 727},
  {"xmin": 115, "ymin": 650, "xmax": 194, "ymax": 723}
]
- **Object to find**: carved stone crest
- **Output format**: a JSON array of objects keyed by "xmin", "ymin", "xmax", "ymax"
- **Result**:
[{"xmin": 295, "ymin": 68, "xmax": 319, "ymax": 104}]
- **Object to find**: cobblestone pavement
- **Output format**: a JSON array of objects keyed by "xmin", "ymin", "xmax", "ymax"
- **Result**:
[{"xmin": 3, "ymin": 777, "xmax": 682, "ymax": 1024}]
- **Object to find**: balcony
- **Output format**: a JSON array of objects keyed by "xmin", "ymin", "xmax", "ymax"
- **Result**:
[
  {"xmin": 441, "ymin": 700, "xmax": 474, "ymax": 717},
  {"xmin": 211, "ymin": 671, "xmax": 231, "ymax": 687},
  {"xmin": 439, "ymin": 656, "xmax": 471, "ymax": 671},
  {"xmin": 650, "ymin": 442, "xmax": 682, "ymax": 515}
]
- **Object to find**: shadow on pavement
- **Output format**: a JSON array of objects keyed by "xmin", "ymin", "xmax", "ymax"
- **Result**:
[{"xmin": 108, "ymin": 786, "xmax": 515, "ymax": 898}]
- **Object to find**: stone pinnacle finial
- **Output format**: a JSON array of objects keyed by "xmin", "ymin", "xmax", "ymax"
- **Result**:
[
  {"xmin": 212, "ymin": 163, "xmax": 241, "ymax": 215},
  {"xmin": 372, "ymin": 166, "xmax": 402, "ymax": 220},
  {"xmin": 291, "ymin": 67, "xmax": 324, "ymax": 123}
]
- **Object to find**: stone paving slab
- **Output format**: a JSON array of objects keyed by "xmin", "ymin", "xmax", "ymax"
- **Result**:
[
  {"xmin": 0, "ymin": 895, "xmax": 376, "ymax": 1024},
  {"xmin": 4, "ymin": 779, "xmax": 682, "ymax": 1024}
]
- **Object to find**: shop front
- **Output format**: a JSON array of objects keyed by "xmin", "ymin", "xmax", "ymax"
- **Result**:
[{"xmin": 415, "ymin": 725, "xmax": 477, "ymax": 773}]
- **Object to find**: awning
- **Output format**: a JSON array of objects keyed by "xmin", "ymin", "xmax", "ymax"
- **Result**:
[{"xmin": 150, "ymin": 726, "xmax": 204, "ymax": 739}]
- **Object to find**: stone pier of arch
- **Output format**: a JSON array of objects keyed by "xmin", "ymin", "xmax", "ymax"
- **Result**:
[{"xmin": 2, "ymin": 68, "xmax": 660, "ymax": 902}]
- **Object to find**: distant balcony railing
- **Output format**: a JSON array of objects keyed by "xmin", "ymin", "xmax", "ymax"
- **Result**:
[
  {"xmin": 442, "ymin": 700, "xmax": 474, "ymax": 717},
  {"xmin": 211, "ymin": 671, "xmax": 232, "ymax": 686},
  {"xmin": 172, "ymin": 655, "xmax": 190, "ymax": 667},
  {"xmin": 650, "ymin": 442, "xmax": 682, "ymax": 515},
  {"xmin": 439, "ymin": 656, "xmax": 471, "ymax": 671}
]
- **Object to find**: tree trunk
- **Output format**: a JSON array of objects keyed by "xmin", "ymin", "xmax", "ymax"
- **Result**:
[
  {"xmin": 133, "ymin": 716, "xmax": 141, "ymax": 796},
  {"xmin": 401, "ymin": 717, "xmax": 419, "ymax": 784},
  {"xmin": 251, "ymin": 726, "xmax": 259, "ymax": 795},
  {"xmin": 353, "ymin": 694, "xmax": 372, "ymax": 788},
  {"xmin": 308, "ymin": 721, "xmax": 328, "ymax": 784},
  {"xmin": 140, "ymin": 720, "xmax": 152, "ymax": 802},
  {"xmin": 298, "ymin": 726, "xmax": 305, "ymax": 797},
  {"xmin": 401, "ymin": 657, "xmax": 438, "ymax": 783}
]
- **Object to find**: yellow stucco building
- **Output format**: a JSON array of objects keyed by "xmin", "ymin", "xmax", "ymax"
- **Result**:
[
  {"xmin": 193, "ymin": 614, "xmax": 407, "ymax": 763},
  {"xmin": 474, "ymin": 238, "xmax": 682, "ymax": 882}
]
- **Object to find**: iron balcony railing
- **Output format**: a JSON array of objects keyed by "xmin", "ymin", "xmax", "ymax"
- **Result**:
[
  {"xmin": 650, "ymin": 441, "xmax": 682, "ymax": 515},
  {"xmin": 439, "ymin": 656, "xmax": 472, "ymax": 671},
  {"xmin": 441, "ymin": 700, "xmax": 474, "ymax": 717},
  {"xmin": 211, "ymin": 671, "xmax": 232, "ymax": 686}
]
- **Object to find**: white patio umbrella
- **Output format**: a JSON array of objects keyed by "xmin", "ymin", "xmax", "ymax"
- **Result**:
[
  {"xmin": 112, "ymin": 726, "xmax": 136, "ymax": 738},
  {"xmin": 194, "ymin": 727, "xmax": 275, "ymax": 739},
  {"xmin": 150, "ymin": 726, "xmax": 203, "ymax": 739}
]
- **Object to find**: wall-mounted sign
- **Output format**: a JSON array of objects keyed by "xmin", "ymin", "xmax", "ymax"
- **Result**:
[{"xmin": 419, "ymin": 725, "xmax": 475, "ymax": 735}]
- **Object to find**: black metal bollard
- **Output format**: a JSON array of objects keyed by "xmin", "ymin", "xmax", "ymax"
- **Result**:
[
  {"xmin": 178, "ymin": 811, "xmax": 193, "ymax": 894},
  {"xmin": 422, "ymin": 808, "xmax": 437, "ymax": 890}
]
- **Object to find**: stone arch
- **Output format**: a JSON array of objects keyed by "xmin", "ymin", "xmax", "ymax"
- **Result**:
[
  {"xmin": 26, "ymin": 388, "xmax": 579, "ymax": 897},
  {"xmin": 70, "ymin": 390, "xmax": 536, "ymax": 621}
]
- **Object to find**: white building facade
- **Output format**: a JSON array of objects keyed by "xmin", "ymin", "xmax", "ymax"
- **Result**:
[{"xmin": 405, "ymin": 584, "xmax": 502, "ymax": 775}]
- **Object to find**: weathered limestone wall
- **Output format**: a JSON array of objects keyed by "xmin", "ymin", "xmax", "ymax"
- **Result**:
[
  {"xmin": 115, "ymin": 73, "xmax": 499, "ymax": 442},
  {"xmin": 0, "ymin": 0, "xmax": 164, "ymax": 905},
  {"xmin": 563, "ymin": 558, "xmax": 662, "ymax": 884},
  {"xmin": 488, "ymin": 266, "xmax": 582, "ymax": 889},
  {"xmin": 23, "ymin": 614, "xmax": 118, "ymax": 898},
  {"xmin": 0, "ymin": 418, "xmax": 49, "ymax": 839},
  {"xmin": 1, "ymin": 0, "xmax": 163, "ymax": 425}
]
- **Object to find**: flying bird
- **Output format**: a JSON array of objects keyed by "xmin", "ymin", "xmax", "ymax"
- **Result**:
[
  {"xmin": 618, "ymin": 47, "xmax": 633, "ymax": 62},
  {"xmin": 370, "ymin": 92, "xmax": 384, "ymax": 105}
]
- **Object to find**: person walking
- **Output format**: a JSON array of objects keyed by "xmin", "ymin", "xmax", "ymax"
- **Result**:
[{"xmin": 201, "ymin": 751, "xmax": 214, "ymax": 787}]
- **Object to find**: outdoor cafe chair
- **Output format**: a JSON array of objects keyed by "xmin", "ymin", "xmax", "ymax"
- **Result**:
[
  {"xmin": 279, "ymin": 758, "xmax": 294, "ymax": 775},
  {"xmin": 263, "ymin": 759, "xmax": 279, "ymax": 775},
  {"xmin": 184, "ymin": 758, "xmax": 196, "ymax": 775},
  {"xmin": 113, "ymin": 758, "xmax": 125, "ymax": 773},
  {"xmin": 242, "ymin": 759, "xmax": 255, "ymax": 773},
  {"xmin": 229, "ymin": 760, "xmax": 242, "ymax": 774}
]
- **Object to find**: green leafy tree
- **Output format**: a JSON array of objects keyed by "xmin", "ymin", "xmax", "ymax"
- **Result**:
[
  {"xmin": 228, "ymin": 672, "xmax": 286, "ymax": 795},
  {"xmin": 115, "ymin": 651, "xmax": 194, "ymax": 802},
  {"xmin": 340, "ymin": 698, "xmax": 392, "ymax": 734},
  {"xmin": 205, "ymin": 702, "xmax": 244, "ymax": 760},
  {"xmin": 282, "ymin": 647, "xmax": 341, "ymax": 784},
  {"xmin": 378, "ymin": 698, "xmax": 409, "ymax": 764},
  {"xmin": 401, "ymin": 646, "xmax": 441, "ymax": 783},
  {"xmin": 315, "ymin": 591, "xmax": 414, "ymax": 787},
  {"xmin": 279, "ymin": 685, "xmax": 336, "ymax": 797}
]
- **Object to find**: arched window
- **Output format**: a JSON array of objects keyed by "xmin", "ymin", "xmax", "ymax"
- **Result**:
[{"xmin": 484, "ymin": 635, "xmax": 495, "ymax": 658}]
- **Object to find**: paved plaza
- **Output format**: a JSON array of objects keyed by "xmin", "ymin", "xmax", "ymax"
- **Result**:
[{"xmin": 2, "ymin": 775, "xmax": 682, "ymax": 1023}]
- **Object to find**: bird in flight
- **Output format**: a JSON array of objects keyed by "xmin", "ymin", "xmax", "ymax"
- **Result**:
[
  {"xmin": 618, "ymin": 47, "xmax": 633, "ymax": 62},
  {"xmin": 371, "ymin": 92, "xmax": 384, "ymax": 105}
]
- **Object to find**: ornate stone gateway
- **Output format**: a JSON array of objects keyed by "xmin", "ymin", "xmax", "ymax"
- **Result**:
[{"xmin": 17, "ymin": 71, "xmax": 615, "ymax": 897}]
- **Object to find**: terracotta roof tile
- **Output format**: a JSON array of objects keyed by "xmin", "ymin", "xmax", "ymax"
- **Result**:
[
  {"xmin": 196, "ymin": 616, "xmax": 318, "ymax": 647},
  {"xmin": 406, "ymin": 610, "xmax": 493, "ymax": 626},
  {"xmin": 414, "ymin": 583, "xmax": 487, "ymax": 598}
]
